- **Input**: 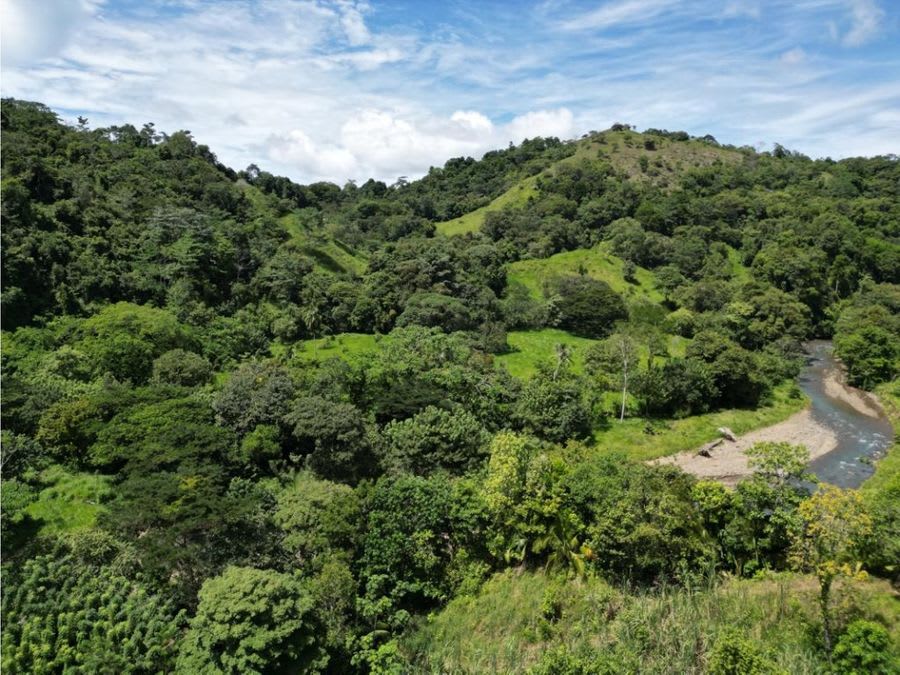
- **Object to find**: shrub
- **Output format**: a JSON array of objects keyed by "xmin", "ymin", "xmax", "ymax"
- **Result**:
[
  {"xmin": 707, "ymin": 629, "xmax": 785, "ymax": 675},
  {"xmin": 151, "ymin": 348, "xmax": 213, "ymax": 386},
  {"xmin": 832, "ymin": 619, "xmax": 893, "ymax": 674}
]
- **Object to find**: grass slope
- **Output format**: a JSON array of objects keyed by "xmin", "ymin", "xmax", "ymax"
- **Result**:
[
  {"xmin": 403, "ymin": 568, "xmax": 898, "ymax": 674},
  {"xmin": 240, "ymin": 183, "xmax": 367, "ymax": 274},
  {"xmin": 435, "ymin": 175, "xmax": 539, "ymax": 236},
  {"xmin": 287, "ymin": 332, "xmax": 380, "ymax": 364},
  {"xmin": 507, "ymin": 243, "xmax": 663, "ymax": 303},
  {"xmin": 279, "ymin": 211, "xmax": 368, "ymax": 275},
  {"xmin": 863, "ymin": 379, "xmax": 900, "ymax": 496},
  {"xmin": 435, "ymin": 129, "xmax": 745, "ymax": 237},
  {"xmin": 573, "ymin": 129, "xmax": 744, "ymax": 188},
  {"xmin": 497, "ymin": 329, "xmax": 688, "ymax": 380},
  {"xmin": 24, "ymin": 466, "xmax": 111, "ymax": 535}
]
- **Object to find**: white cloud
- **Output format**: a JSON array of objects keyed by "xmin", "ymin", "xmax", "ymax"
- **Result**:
[
  {"xmin": 315, "ymin": 47, "xmax": 405, "ymax": 71},
  {"xmin": 450, "ymin": 110, "xmax": 494, "ymax": 133},
  {"xmin": 0, "ymin": 0, "xmax": 98, "ymax": 67},
  {"xmin": 504, "ymin": 108, "xmax": 575, "ymax": 143},
  {"xmin": 722, "ymin": 1, "xmax": 761, "ymax": 19},
  {"xmin": 0, "ymin": 0, "xmax": 896, "ymax": 183},
  {"xmin": 780, "ymin": 47, "xmax": 807, "ymax": 64},
  {"xmin": 842, "ymin": 0, "xmax": 884, "ymax": 46},
  {"xmin": 267, "ymin": 129, "xmax": 359, "ymax": 179},
  {"xmin": 559, "ymin": 0, "xmax": 678, "ymax": 31},
  {"xmin": 337, "ymin": 1, "xmax": 371, "ymax": 46},
  {"xmin": 265, "ymin": 107, "xmax": 573, "ymax": 183}
]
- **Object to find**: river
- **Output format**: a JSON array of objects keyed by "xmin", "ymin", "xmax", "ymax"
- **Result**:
[{"xmin": 801, "ymin": 341, "xmax": 894, "ymax": 488}]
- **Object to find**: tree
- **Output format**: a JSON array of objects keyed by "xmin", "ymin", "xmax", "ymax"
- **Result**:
[
  {"xmin": 74, "ymin": 302, "xmax": 193, "ymax": 383},
  {"xmin": 2, "ymin": 539, "xmax": 186, "ymax": 674},
  {"xmin": 285, "ymin": 395, "xmax": 373, "ymax": 482},
  {"xmin": 359, "ymin": 475, "xmax": 471, "ymax": 619},
  {"xmin": 834, "ymin": 324, "xmax": 898, "ymax": 388},
  {"xmin": 745, "ymin": 441, "xmax": 812, "ymax": 494},
  {"xmin": 514, "ymin": 370, "xmax": 592, "ymax": 442},
  {"xmin": 585, "ymin": 333, "xmax": 638, "ymax": 421},
  {"xmin": 381, "ymin": 405, "xmax": 489, "ymax": 475},
  {"xmin": 274, "ymin": 472, "xmax": 361, "ymax": 569},
  {"xmin": 151, "ymin": 348, "xmax": 213, "ymax": 386},
  {"xmin": 213, "ymin": 361, "xmax": 295, "ymax": 435},
  {"xmin": 546, "ymin": 275, "xmax": 627, "ymax": 339},
  {"xmin": 177, "ymin": 566, "xmax": 328, "ymax": 674},
  {"xmin": 789, "ymin": 485, "xmax": 872, "ymax": 656}
]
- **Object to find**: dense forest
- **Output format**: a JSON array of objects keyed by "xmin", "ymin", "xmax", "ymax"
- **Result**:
[{"xmin": 1, "ymin": 99, "xmax": 898, "ymax": 673}]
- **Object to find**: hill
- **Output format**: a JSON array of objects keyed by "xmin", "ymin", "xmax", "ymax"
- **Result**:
[
  {"xmin": 2, "ymin": 99, "xmax": 898, "ymax": 674},
  {"xmin": 435, "ymin": 128, "xmax": 744, "ymax": 236}
]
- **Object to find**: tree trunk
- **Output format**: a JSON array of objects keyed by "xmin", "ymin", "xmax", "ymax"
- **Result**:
[
  {"xmin": 820, "ymin": 578, "xmax": 833, "ymax": 659},
  {"xmin": 620, "ymin": 363, "xmax": 628, "ymax": 422}
]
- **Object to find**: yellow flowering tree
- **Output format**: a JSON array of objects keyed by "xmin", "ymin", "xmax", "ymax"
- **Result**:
[{"xmin": 789, "ymin": 485, "xmax": 872, "ymax": 656}]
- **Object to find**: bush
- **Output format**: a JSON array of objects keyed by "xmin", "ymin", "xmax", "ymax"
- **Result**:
[
  {"xmin": 151, "ymin": 348, "xmax": 213, "ymax": 386},
  {"xmin": 529, "ymin": 645, "xmax": 635, "ymax": 675},
  {"xmin": 832, "ymin": 619, "xmax": 893, "ymax": 674},
  {"xmin": 707, "ymin": 629, "xmax": 785, "ymax": 675}
]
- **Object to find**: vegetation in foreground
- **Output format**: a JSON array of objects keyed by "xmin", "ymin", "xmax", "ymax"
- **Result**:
[
  {"xmin": 2, "ymin": 101, "xmax": 898, "ymax": 673},
  {"xmin": 404, "ymin": 569, "xmax": 898, "ymax": 674}
]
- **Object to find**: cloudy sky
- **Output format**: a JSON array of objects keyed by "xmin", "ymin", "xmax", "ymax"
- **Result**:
[{"xmin": 2, "ymin": 0, "xmax": 898, "ymax": 183}]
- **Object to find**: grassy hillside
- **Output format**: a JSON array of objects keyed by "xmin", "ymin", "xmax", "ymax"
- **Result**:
[
  {"xmin": 278, "ymin": 211, "xmax": 368, "ymax": 275},
  {"xmin": 435, "ymin": 175, "xmax": 539, "ymax": 236},
  {"xmin": 403, "ymin": 569, "xmax": 899, "ymax": 674},
  {"xmin": 507, "ymin": 243, "xmax": 663, "ymax": 302},
  {"xmin": 286, "ymin": 332, "xmax": 380, "ymax": 364},
  {"xmin": 242, "ymin": 183, "xmax": 368, "ymax": 274},
  {"xmin": 572, "ymin": 128, "xmax": 744, "ymax": 186},
  {"xmin": 497, "ymin": 329, "xmax": 689, "ymax": 380},
  {"xmin": 435, "ymin": 128, "xmax": 745, "ymax": 237},
  {"xmin": 23, "ymin": 466, "xmax": 111, "ymax": 535}
]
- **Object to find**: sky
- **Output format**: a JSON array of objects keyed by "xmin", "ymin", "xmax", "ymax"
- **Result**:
[{"xmin": 2, "ymin": 0, "xmax": 899, "ymax": 184}]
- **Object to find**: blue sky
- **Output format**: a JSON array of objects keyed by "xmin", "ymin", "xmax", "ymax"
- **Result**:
[{"xmin": 2, "ymin": 0, "xmax": 898, "ymax": 183}]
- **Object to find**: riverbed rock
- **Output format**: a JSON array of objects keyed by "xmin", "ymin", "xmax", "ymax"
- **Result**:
[
  {"xmin": 697, "ymin": 439, "xmax": 723, "ymax": 457},
  {"xmin": 717, "ymin": 427, "xmax": 738, "ymax": 442}
]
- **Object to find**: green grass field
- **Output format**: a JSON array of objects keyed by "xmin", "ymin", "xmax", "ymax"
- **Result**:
[
  {"xmin": 497, "ymin": 329, "xmax": 688, "ymax": 380},
  {"xmin": 593, "ymin": 383, "xmax": 807, "ymax": 462},
  {"xmin": 24, "ymin": 465, "xmax": 112, "ymax": 535},
  {"xmin": 279, "ymin": 211, "xmax": 368, "ymax": 275},
  {"xmin": 402, "ymin": 568, "xmax": 898, "ymax": 674},
  {"xmin": 287, "ymin": 332, "xmax": 381, "ymax": 364},
  {"xmin": 507, "ymin": 243, "xmax": 664, "ymax": 303},
  {"xmin": 435, "ymin": 175, "xmax": 539, "ymax": 236}
]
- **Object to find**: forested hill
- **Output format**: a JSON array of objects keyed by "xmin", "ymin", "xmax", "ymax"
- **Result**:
[
  {"xmin": 2, "ymin": 98, "xmax": 899, "ymax": 673},
  {"xmin": 3, "ymin": 98, "xmax": 898, "ymax": 339}
]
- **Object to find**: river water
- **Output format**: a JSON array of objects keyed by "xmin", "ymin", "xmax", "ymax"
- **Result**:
[{"xmin": 800, "ymin": 341, "xmax": 894, "ymax": 488}]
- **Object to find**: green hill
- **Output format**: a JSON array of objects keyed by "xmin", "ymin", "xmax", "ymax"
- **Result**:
[
  {"xmin": 435, "ymin": 128, "xmax": 744, "ymax": 237},
  {"xmin": 436, "ymin": 175, "xmax": 539, "ymax": 236},
  {"xmin": 507, "ymin": 242, "xmax": 663, "ymax": 303}
]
